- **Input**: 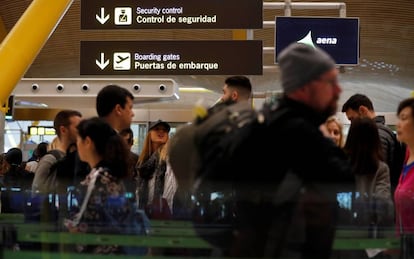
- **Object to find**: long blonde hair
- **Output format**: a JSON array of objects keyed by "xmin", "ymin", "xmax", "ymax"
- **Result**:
[
  {"xmin": 159, "ymin": 140, "xmax": 169, "ymax": 163},
  {"xmin": 137, "ymin": 132, "xmax": 168, "ymax": 166},
  {"xmin": 325, "ymin": 116, "xmax": 344, "ymax": 147}
]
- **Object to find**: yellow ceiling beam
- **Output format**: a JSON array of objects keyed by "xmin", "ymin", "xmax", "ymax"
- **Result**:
[{"xmin": 0, "ymin": 0, "xmax": 74, "ymax": 115}]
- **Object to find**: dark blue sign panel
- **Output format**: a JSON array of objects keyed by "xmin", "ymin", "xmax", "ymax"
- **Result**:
[
  {"xmin": 275, "ymin": 17, "xmax": 360, "ymax": 65},
  {"xmin": 81, "ymin": 0, "xmax": 262, "ymax": 29},
  {"xmin": 80, "ymin": 41, "xmax": 263, "ymax": 75}
]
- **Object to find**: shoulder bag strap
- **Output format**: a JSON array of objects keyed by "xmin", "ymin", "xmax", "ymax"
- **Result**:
[{"xmin": 64, "ymin": 167, "xmax": 102, "ymax": 227}]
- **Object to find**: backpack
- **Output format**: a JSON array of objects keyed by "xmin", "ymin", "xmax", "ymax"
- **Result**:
[
  {"xmin": 169, "ymin": 101, "xmax": 261, "ymax": 216},
  {"xmin": 49, "ymin": 149, "xmax": 79, "ymax": 194},
  {"xmin": 43, "ymin": 146, "xmax": 89, "ymax": 191},
  {"xmin": 66, "ymin": 167, "xmax": 150, "ymax": 255},
  {"xmin": 193, "ymin": 101, "xmax": 261, "ymax": 183},
  {"xmin": 170, "ymin": 99, "xmax": 300, "ymax": 253},
  {"xmin": 169, "ymin": 101, "xmax": 259, "ymax": 250},
  {"xmin": 192, "ymin": 99, "xmax": 292, "ymax": 190},
  {"xmin": 25, "ymin": 147, "xmax": 89, "ymax": 224}
]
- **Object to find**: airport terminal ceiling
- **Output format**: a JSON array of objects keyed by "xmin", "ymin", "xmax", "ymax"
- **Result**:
[{"xmin": 0, "ymin": 0, "xmax": 414, "ymax": 114}]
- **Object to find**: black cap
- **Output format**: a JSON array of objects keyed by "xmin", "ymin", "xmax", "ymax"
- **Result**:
[
  {"xmin": 149, "ymin": 120, "xmax": 170, "ymax": 132},
  {"xmin": 5, "ymin": 148, "xmax": 22, "ymax": 166}
]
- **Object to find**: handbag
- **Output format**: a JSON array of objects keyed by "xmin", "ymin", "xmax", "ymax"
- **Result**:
[
  {"xmin": 64, "ymin": 167, "xmax": 151, "ymax": 255},
  {"xmin": 145, "ymin": 196, "xmax": 172, "ymax": 220}
]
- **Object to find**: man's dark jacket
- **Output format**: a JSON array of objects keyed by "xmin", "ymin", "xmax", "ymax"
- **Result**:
[
  {"xmin": 375, "ymin": 115, "xmax": 405, "ymax": 191},
  {"xmin": 226, "ymin": 96, "xmax": 354, "ymax": 258}
]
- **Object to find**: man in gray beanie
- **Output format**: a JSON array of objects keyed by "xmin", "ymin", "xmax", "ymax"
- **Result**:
[
  {"xmin": 220, "ymin": 42, "xmax": 354, "ymax": 258},
  {"xmin": 278, "ymin": 42, "xmax": 339, "ymax": 119},
  {"xmin": 278, "ymin": 43, "xmax": 336, "ymax": 94}
]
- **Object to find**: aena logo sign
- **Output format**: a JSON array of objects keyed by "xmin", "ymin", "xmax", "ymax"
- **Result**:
[{"xmin": 297, "ymin": 31, "xmax": 338, "ymax": 47}]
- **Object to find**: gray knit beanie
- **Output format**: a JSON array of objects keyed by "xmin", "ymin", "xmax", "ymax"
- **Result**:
[{"xmin": 278, "ymin": 43, "xmax": 336, "ymax": 94}]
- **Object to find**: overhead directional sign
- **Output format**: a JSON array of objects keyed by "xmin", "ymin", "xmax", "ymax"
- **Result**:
[
  {"xmin": 80, "ymin": 41, "xmax": 263, "ymax": 75},
  {"xmin": 275, "ymin": 17, "xmax": 360, "ymax": 65},
  {"xmin": 81, "ymin": 0, "xmax": 263, "ymax": 29}
]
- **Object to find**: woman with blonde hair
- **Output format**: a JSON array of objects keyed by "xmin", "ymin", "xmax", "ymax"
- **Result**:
[
  {"xmin": 324, "ymin": 116, "xmax": 345, "ymax": 147},
  {"xmin": 136, "ymin": 120, "xmax": 172, "ymax": 218}
]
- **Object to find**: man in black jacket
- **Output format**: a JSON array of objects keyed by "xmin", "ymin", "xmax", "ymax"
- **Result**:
[
  {"xmin": 342, "ymin": 93, "xmax": 405, "ymax": 194},
  {"xmin": 227, "ymin": 43, "xmax": 354, "ymax": 258},
  {"xmin": 169, "ymin": 42, "xmax": 354, "ymax": 258}
]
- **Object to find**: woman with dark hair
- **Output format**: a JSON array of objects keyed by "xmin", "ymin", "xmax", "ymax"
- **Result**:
[
  {"xmin": 3, "ymin": 147, "xmax": 33, "ymax": 190},
  {"xmin": 76, "ymin": 117, "xmax": 129, "ymax": 180},
  {"xmin": 64, "ymin": 117, "xmax": 149, "ymax": 255},
  {"xmin": 395, "ymin": 98, "xmax": 414, "ymax": 236},
  {"xmin": 343, "ymin": 117, "xmax": 393, "ymax": 240},
  {"xmin": 119, "ymin": 127, "xmax": 139, "ymax": 196}
]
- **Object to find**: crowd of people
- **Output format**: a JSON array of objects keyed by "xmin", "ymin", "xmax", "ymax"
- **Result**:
[{"xmin": 0, "ymin": 42, "xmax": 413, "ymax": 258}]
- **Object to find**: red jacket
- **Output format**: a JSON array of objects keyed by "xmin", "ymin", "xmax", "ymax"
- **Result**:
[{"xmin": 394, "ymin": 148, "xmax": 414, "ymax": 234}]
